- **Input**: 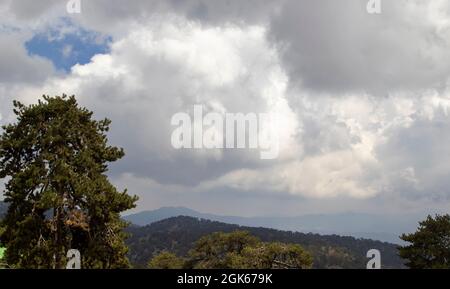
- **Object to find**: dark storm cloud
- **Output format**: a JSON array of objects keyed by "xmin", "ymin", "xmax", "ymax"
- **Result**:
[{"xmin": 269, "ymin": 0, "xmax": 450, "ymax": 94}]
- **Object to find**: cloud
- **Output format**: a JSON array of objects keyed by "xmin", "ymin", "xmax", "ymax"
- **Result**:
[
  {"xmin": 0, "ymin": 32, "xmax": 54, "ymax": 84},
  {"xmin": 1, "ymin": 1, "xmax": 450, "ymax": 216},
  {"xmin": 269, "ymin": 0, "xmax": 450, "ymax": 94},
  {"xmin": 73, "ymin": 0, "xmax": 279, "ymax": 33},
  {"xmin": 0, "ymin": 31, "xmax": 55, "ymax": 125},
  {"xmin": 1, "ymin": 0, "xmax": 60, "ymax": 20},
  {"xmin": 11, "ymin": 16, "xmax": 300, "ymax": 187},
  {"xmin": 376, "ymin": 91, "xmax": 450, "ymax": 201}
]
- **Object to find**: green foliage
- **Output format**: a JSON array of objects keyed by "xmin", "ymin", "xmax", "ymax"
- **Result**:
[
  {"xmin": 187, "ymin": 231, "xmax": 260, "ymax": 269},
  {"xmin": 148, "ymin": 251, "xmax": 185, "ymax": 269},
  {"xmin": 127, "ymin": 216, "xmax": 404, "ymax": 268},
  {"xmin": 399, "ymin": 214, "xmax": 450, "ymax": 269},
  {"xmin": 0, "ymin": 248, "xmax": 6, "ymax": 269},
  {"xmin": 148, "ymin": 230, "xmax": 313, "ymax": 269},
  {"xmin": 231, "ymin": 242, "xmax": 313, "ymax": 269},
  {"xmin": 0, "ymin": 95, "xmax": 138, "ymax": 268}
]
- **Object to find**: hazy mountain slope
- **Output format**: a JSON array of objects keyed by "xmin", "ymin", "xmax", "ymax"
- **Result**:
[
  {"xmin": 125, "ymin": 216, "xmax": 404, "ymax": 269},
  {"xmin": 124, "ymin": 207, "xmax": 420, "ymax": 243},
  {"xmin": 124, "ymin": 207, "xmax": 204, "ymax": 225}
]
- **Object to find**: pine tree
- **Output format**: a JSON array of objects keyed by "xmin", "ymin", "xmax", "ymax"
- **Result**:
[
  {"xmin": 0, "ymin": 95, "xmax": 138, "ymax": 269},
  {"xmin": 148, "ymin": 251, "xmax": 185, "ymax": 269},
  {"xmin": 174, "ymin": 230, "xmax": 313, "ymax": 269},
  {"xmin": 399, "ymin": 214, "xmax": 450, "ymax": 269}
]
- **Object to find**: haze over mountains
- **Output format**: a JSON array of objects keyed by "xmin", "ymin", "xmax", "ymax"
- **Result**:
[
  {"xmin": 1, "ymin": 201, "xmax": 405, "ymax": 268},
  {"xmin": 123, "ymin": 207, "xmax": 424, "ymax": 244},
  {"xmin": 0, "ymin": 201, "xmax": 421, "ymax": 243}
]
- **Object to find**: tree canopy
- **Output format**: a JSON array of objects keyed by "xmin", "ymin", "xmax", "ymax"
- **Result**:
[
  {"xmin": 148, "ymin": 230, "xmax": 313, "ymax": 269},
  {"xmin": 148, "ymin": 251, "xmax": 184, "ymax": 269},
  {"xmin": 399, "ymin": 214, "xmax": 450, "ymax": 269},
  {"xmin": 0, "ymin": 95, "xmax": 138, "ymax": 268}
]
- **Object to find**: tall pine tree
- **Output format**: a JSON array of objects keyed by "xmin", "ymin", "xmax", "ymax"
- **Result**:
[{"xmin": 0, "ymin": 95, "xmax": 138, "ymax": 268}]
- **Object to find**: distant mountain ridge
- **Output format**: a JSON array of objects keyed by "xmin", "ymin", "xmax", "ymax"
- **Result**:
[
  {"xmin": 124, "ymin": 207, "xmax": 202, "ymax": 225},
  {"xmin": 124, "ymin": 206, "xmax": 421, "ymax": 243},
  {"xmin": 125, "ymin": 216, "xmax": 405, "ymax": 269},
  {"xmin": 1, "ymin": 201, "xmax": 405, "ymax": 268},
  {"xmin": 1, "ymin": 202, "xmax": 419, "ymax": 243}
]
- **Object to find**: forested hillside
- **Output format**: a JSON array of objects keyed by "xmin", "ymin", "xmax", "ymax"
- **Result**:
[
  {"xmin": 126, "ymin": 216, "xmax": 404, "ymax": 269},
  {"xmin": 0, "ymin": 201, "xmax": 404, "ymax": 269}
]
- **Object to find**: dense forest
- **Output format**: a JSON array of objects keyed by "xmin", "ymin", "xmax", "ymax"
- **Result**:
[
  {"xmin": 0, "ymin": 201, "xmax": 404, "ymax": 268},
  {"xmin": 2, "ymin": 201, "xmax": 404, "ymax": 268},
  {"xmin": 125, "ymin": 216, "xmax": 404, "ymax": 269},
  {"xmin": 0, "ymin": 202, "xmax": 6, "ymax": 219}
]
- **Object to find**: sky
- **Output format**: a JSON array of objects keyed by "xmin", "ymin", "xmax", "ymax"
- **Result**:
[{"xmin": 1, "ymin": 0, "xmax": 450, "ymax": 219}]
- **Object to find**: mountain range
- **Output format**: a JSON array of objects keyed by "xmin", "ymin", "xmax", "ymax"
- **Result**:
[
  {"xmin": 123, "ymin": 206, "xmax": 422, "ymax": 244},
  {"xmin": 0, "ymin": 201, "xmax": 406, "ymax": 268},
  {"xmin": 1, "ymin": 201, "xmax": 422, "ymax": 243},
  {"xmin": 125, "ymin": 216, "xmax": 405, "ymax": 269}
]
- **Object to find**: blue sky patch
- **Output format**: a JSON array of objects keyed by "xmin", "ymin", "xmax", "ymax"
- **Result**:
[{"xmin": 25, "ymin": 19, "xmax": 112, "ymax": 72}]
